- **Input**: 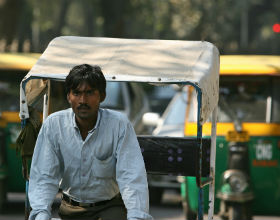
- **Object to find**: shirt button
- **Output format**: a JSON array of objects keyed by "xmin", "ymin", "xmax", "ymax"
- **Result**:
[{"xmin": 83, "ymin": 158, "xmax": 86, "ymax": 162}]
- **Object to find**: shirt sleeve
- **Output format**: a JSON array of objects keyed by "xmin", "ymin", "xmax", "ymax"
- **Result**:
[
  {"xmin": 115, "ymin": 117, "xmax": 153, "ymax": 220},
  {"xmin": 28, "ymin": 118, "xmax": 62, "ymax": 220}
]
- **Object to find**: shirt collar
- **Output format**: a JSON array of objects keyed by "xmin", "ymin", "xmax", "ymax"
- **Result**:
[{"xmin": 71, "ymin": 108, "xmax": 102, "ymax": 132}]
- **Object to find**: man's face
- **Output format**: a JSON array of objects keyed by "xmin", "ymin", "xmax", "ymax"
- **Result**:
[{"xmin": 67, "ymin": 82, "xmax": 105, "ymax": 121}]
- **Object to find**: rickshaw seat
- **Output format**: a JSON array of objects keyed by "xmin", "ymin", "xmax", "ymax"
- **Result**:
[{"xmin": 137, "ymin": 136, "xmax": 210, "ymax": 177}]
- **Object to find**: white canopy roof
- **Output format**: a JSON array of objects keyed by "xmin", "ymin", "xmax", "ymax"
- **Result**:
[{"xmin": 20, "ymin": 36, "xmax": 220, "ymax": 124}]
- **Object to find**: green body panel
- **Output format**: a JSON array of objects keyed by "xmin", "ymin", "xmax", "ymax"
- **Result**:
[
  {"xmin": 5, "ymin": 123, "xmax": 25, "ymax": 192},
  {"xmin": 184, "ymin": 136, "xmax": 280, "ymax": 215},
  {"xmin": 0, "ymin": 165, "xmax": 8, "ymax": 180},
  {"xmin": 249, "ymin": 136, "xmax": 280, "ymax": 215}
]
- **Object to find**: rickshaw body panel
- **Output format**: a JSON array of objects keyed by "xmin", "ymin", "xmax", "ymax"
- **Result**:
[
  {"xmin": 185, "ymin": 133, "xmax": 280, "ymax": 215},
  {"xmin": 4, "ymin": 122, "xmax": 26, "ymax": 192}
]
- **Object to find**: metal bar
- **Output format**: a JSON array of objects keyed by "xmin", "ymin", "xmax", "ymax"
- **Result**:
[
  {"xmin": 195, "ymin": 87, "xmax": 204, "ymax": 220},
  {"xmin": 208, "ymin": 106, "xmax": 218, "ymax": 220},
  {"xmin": 21, "ymin": 119, "xmax": 30, "ymax": 220},
  {"xmin": 25, "ymin": 181, "xmax": 30, "ymax": 220},
  {"xmin": 195, "ymin": 87, "xmax": 203, "ymax": 187},
  {"xmin": 200, "ymin": 177, "xmax": 213, "ymax": 187},
  {"xmin": 198, "ymin": 187, "xmax": 204, "ymax": 220},
  {"xmin": 43, "ymin": 80, "xmax": 50, "ymax": 122},
  {"xmin": 43, "ymin": 93, "xmax": 49, "ymax": 121}
]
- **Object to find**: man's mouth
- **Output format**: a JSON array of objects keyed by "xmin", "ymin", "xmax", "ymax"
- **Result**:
[{"xmin": 77, "ymin": 105, "xmax": 90, "ymax": 110}]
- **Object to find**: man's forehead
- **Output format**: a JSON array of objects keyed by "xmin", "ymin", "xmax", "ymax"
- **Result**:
[{"xmin": 74, "ymin": 82, "xmax": 95, "ymax": 91}]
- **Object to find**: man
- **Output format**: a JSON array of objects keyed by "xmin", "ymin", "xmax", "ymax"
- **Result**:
[{"xmin": 28, "ymin": 64, "xmax": 153, "ymax": 220}]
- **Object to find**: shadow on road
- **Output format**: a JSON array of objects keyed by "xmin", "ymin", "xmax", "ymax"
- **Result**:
[{"xmin": 0, "ymin": 193, "xmax": 61, "ymax": 220}]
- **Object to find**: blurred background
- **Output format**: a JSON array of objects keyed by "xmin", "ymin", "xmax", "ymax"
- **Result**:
[
  {"xmin": 1, "ymin": 1, "xmax": 280, "ymax": 220},
  {"xmin": 0, "ymin": 0, "xmax": 280, "ymax": 54}
]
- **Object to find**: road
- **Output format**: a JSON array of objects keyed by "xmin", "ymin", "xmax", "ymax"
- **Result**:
[{"xmin": 1, "ymin": 191, "xmax": 280, "ymax": 220}]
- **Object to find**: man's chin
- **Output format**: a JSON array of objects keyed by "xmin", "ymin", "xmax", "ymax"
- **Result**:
[{"xmin": 77, "ymin": 113, "xmax": 91, "ymax": 120}]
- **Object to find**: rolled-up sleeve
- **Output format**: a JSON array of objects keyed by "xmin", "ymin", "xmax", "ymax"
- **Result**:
[
  {"xmin": 115, "ymin": 118, "xmax": 153, "ymax": 220},
  {"xmin": 28, "ymin": 118, "xmax": 62, "ymax": 220}
]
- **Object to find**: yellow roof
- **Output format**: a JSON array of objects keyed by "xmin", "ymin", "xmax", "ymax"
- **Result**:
[
  {"xmin": 0, "ymin": 53, "xmax": 40, "ymax": 71},
  {"xmin": 220, "ymin": 55, "xmax": 280, "ymax": 75}
]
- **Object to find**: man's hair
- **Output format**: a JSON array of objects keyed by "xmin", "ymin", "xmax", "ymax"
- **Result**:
[{"xmin": 65, "ymin": 64, "xmax": 106, "ymax": 94}]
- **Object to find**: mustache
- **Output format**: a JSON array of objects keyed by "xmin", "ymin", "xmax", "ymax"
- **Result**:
[{"xmin": 77, "ymin": 104, "xmax": 90, "ymax": 109}]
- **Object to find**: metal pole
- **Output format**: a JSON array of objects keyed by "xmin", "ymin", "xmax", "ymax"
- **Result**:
[
  {"xmin": 43, "ymin": 80, "xmax": 50, "ymax": 122},
  {"xmin": 43, "ymin": 93, "xmax": 49, "ymax": 121},
  {"xmin": 25, "ymin": 181, "xmax": 30, "ymax": 220},
  {"xmin": 196, "ymin": 88, "xmax": 204, "ymax": 220},
  {"xmin": 208, "ymin": 106, "xmax": 218, "ymax": 220}
]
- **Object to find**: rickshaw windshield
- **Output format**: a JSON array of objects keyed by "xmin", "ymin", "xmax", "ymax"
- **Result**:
[
  {"xmin": 187, "ymin": 75, "xmax": 280, "ymax": 123},
  {"xmin": 218, "ymin": 76, "xmax": 280, "ymax": 123}
]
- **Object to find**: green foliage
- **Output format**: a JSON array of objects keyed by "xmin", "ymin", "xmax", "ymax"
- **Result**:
[{"xmin": 0, "ymin": 0, "xmax": 279, "ymax": 54}]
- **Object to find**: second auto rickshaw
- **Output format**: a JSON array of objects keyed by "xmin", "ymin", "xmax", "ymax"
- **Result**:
[{"xmin": 182, "ymin": 55, "xmax": 280, "ymax": 220}]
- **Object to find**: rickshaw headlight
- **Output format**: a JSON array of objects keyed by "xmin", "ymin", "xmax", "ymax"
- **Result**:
[{"xmin": 228, "ymin": 172, "xmax": 248, "ymax": 193}]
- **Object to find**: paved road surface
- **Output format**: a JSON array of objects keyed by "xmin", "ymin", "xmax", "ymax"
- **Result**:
[{"xmin": 1, "ymin": 191, "xmax": 279, "ymax": 220}]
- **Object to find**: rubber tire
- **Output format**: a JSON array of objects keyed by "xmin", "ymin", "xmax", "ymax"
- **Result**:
[
  {"xmin": 222, "ymin": 202, "xmax": 252, "ymax": 220},
  {"xmin": 0, "ymin": 179, "xmax": 7, "ymax": 213},
  {"xmin": 182, "ymin": 200, "xmax": 197, "ymax": 220},
  {"xmin": 149, "ymin": 187, "xmax": 163, "ymax": 205}
]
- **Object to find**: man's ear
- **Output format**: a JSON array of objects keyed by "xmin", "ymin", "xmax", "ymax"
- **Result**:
[
  {"xmin": 67, "ymin": 93, "xmax": 71, "ymax": 104},
  {"xmin": 100, "ymin": 92, "xmax": 106, "ymax": 103}
]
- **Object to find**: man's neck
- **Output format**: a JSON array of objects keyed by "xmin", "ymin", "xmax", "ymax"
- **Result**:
[{"xmin": 75, "ymin": 115, "xmax": 97, "ymax": 140}]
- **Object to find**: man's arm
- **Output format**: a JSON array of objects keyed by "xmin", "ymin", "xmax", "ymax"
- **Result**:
[
  {"xmin": 28, "ymin": 118, "xmax": 62, "ymax": 220},
  {"xmin": 115, "ymin": 117, "xmax": 153, "ymax": 220}
]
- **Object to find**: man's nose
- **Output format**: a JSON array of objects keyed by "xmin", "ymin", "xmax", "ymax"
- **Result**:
[{"xmin": 79, "ymin": 93, "xmax": 87, "ymax": 103}]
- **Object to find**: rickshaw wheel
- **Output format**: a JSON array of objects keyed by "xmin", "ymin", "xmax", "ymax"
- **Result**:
[
  {"xmin": 0, "ymin": 179, "xmax": 7, "ymax": 213},
  {"xmin": 229, "ymin": 203, "xmax": 252, "ymax": 220},
  {"xmin": 182, "ymin": 200, "xmax": 197, "ymax": 220},
  {"xmin": 149, "ymin": 187, "xmax": 163, "ymax": 205},
  {"xmin": 220, "ymin": 202, "xmax": 252, "ymax": 220}
]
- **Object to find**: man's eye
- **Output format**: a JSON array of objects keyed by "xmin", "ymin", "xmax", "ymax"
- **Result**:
[
  {"xmin": 73, "ymin": 91, "xmax": 80, "ymax": 96},
  {"xmin": 86, "ymin": 90, "xmax": 94, "ymax": 95}
]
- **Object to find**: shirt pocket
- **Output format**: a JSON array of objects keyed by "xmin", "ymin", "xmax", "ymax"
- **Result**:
[{"xmin": 92, "ymin": 155, "xmax": 116, "ymax": 178}]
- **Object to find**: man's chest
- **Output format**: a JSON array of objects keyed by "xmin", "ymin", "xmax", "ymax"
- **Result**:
[{"xmin": 57, "ymin": 127, "xmax": 117, "ymax": 162}]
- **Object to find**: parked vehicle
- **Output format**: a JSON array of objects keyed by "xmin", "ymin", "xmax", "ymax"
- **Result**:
[
  {"xmin": 182, "ymin": 55, "xmax": 280, "ymax": 220},
  {"xmin": 0, "ymin": 53, "xmax": 40, "ymax": 212}
]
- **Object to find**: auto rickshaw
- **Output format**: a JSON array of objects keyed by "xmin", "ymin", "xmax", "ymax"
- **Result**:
[
  {"xmin": 18, "ymin": 36, "xmax": 220, "ymax": 220},
  {"xmin": 0, "ymin": 53, "xmax": 40, "ymax": 212},
  {"xmin": 182, "ymin": 55, "xmax": 280, "ymax": 220}
]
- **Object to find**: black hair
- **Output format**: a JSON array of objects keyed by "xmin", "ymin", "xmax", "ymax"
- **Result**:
[{"xmin": 65, "ymin": 64, "xmax": 106, "ymax": 95}]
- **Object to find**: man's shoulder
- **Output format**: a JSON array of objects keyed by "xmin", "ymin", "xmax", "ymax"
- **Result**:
[
  {"xmin": 101, "ymin": 108, "xmax": 129, "ymax": 123},
  {"xmin": 45, "ymin": 108, "xmax": 72, "ymax": 122}
]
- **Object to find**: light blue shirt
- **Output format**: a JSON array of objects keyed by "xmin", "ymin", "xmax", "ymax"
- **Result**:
[{"xmin": 28, "ymin": 108, "xmax": 153, "ymax": 220}]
